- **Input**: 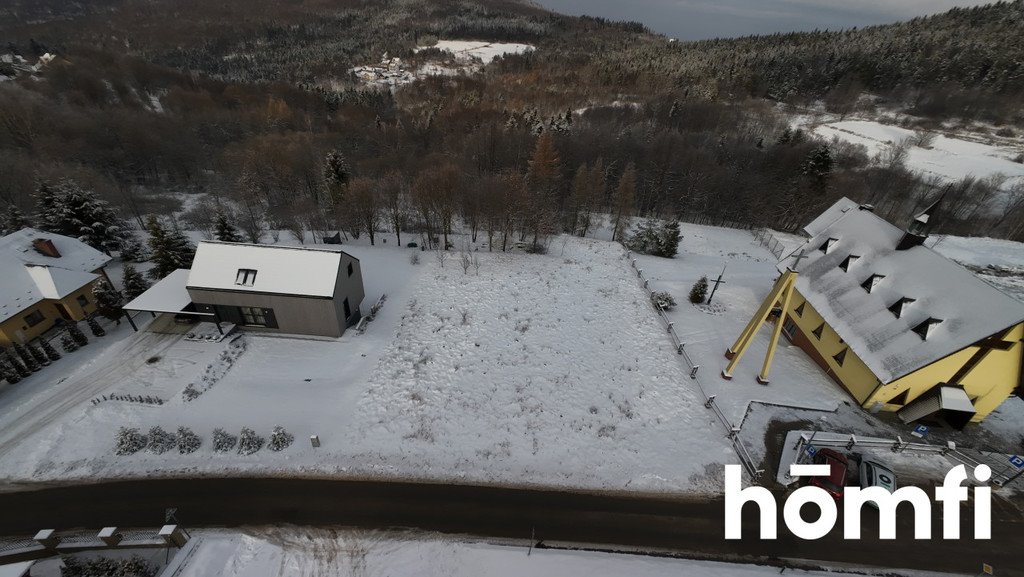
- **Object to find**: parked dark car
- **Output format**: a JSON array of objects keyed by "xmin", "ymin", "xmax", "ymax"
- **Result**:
[{"xmin": 809, "ymin": 448, "xmax": 849, "ymax": 500}]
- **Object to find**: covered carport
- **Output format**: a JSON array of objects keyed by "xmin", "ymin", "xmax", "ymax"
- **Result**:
[
  {"xmin": 122, "ymin": 269, "xmax": 221, "ymax": 333},
  {"xmin": 897, "ymin": 384, "xmax": 977, "ymax": 430}
]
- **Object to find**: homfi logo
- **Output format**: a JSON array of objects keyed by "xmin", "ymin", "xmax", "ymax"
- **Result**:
[{"xmin": 724, "ymin": 463, "xmax": 992, "ymax": 540}]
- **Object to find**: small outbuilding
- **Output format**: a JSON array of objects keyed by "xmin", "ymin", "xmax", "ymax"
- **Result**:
[{"xmin": 126, "ymin": 242, "xmax": 364, "ymax": 338}]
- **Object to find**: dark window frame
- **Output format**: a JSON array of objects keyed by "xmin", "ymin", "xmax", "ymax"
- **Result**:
[
  {"xmin": 24, "ymin": 310, "xmax": 46, "ymax": 327},
  {"xmin": 235, "ymin": 268, "xmax": 258, "ymax": 287}
]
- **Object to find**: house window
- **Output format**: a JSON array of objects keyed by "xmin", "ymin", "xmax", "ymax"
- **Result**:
[
  {"xmin": 839, "ymin": 254, "xmax": 859, "ymax": 272},
  {"xmin": 235, "ymin": 269, "xmax": 257, "ymax": 287},
  {"xmin": 833, "ymin": 347, "xmax": 848, "ymax": 367},
  {"xmin": 76, "ymin": 295, "xmax": 89, "ymax": 307},
  {"xmin": 24, "ymin": 310, "xmax": 45, "ymax": 327},
  {"xmin": 794, "ymin": 301, "xmax": 805, "ymax": 317},
  {"xmin": 239, "ymin": 306, "xmax": 267, "ymax": 326},
  {"xmin": 861, "ymin": 274, "xmax": 885, "ymax": 293},
  {"xmin": 347, "ymin": 262, "xmax": 354, "ymax": 277},
  {"xmin": 887, "ymin": 297, "xmax": 916, "ymax": 319},
  {"xmin": 912, "ymin": 317, "xmax": 942, "ymax": 341},
  {"xmin": 811, "ymin": 322, "xmax": 825, "ymax": 340},
  {"xmin": 343, "ymin": 297, "xmax": 351, "ymax": 318}
]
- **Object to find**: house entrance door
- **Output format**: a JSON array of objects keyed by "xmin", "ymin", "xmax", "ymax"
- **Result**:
[{"xmin": 55, "ymin": 303, "xmax": 73, "ymax": 320}]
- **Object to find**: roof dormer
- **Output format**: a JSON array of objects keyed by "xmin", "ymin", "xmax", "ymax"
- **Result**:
[
  {"xmin": 838, "ymin": 254, "xmax": 860, "ymax": 272},
  {"xmin": 887, "ymin": 297, "xmax": 916, "ymax": 319},
  {"xmin": 912, "ymin": 317, "xmax": 942, "ymax": 341},
  {"xmin": 861, "ymin": 274, "xmax": 885, "ymax": 293},
  {"xmin": 818, "ymin": 237, "xmax": 839, "ymax": 254}
]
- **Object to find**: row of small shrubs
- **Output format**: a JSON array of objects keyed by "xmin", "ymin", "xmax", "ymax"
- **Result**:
[{"xmin": 115, "ymin": 425, "xmax": 294, "ymax": 455}]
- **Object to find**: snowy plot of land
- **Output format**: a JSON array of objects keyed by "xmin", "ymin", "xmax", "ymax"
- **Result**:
[
  {"xmin": 156, "ymin": 528, "xmax": 940, "ymax": 577},
  {"xmin": 813, "ymin": 120, "xmax": 1024, "ymax": 189},
  {"xmin": 419, "ymin": 40, "xmax": 534, "ymax": 64},
  {"xmin": 0, "ymin": 238, "xmax": 734, "ymax": 493}
]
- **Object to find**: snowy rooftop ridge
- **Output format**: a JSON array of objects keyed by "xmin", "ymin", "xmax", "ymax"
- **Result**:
[
  {"xmin": 0, "ymin": 228, "xmax": 111, "ymax": 324},
  {"xmin": 186, "ymin": 241, "xmax": 356, "ymax": 298},
  {"xmin": 779, "ymin": 198, "xmax": 1024, "ymax": 384}
]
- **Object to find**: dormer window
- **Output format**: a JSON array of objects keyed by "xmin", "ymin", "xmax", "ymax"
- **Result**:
[
  {"xmin": 235, "ymin": 268, "xmax": 257, "ymax": 287},
  {"xmin": 861, "ymin": 274, "xmax": 885, "ymax": 293},
  {"xmin": 839, "ymin": 254, "xmax": 860, "ymax": 272},
  {"xmin": 818, "ymin": 237, "xmax": 839, "ymax": 254},
  {"xmin": 887, "ymin": 297, "xmax": 916, "ymax": 319},
  {"xmin": 794, "ymin": 301, "xmax": 805, "ymax": 317},
  {"xmin": 833, "ymin": 347, "xmax": 848, "ymax": 367},
  {"xmin": 912, "ymin": 318, "xmax": 942, "ymax": 341}
]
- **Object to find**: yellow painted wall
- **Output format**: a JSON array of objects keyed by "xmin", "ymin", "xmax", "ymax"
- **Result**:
[
  {"xmin": 783, "ymin": 289, "xmax": 881, "ymax": 403},
  {"xmin": 866, "ymin": 322, "xmax": 1024, "ymax": 422},
  {"xmin": 782, "ymin": 289, "xmax": 1024, "ymax": 422},
  {"xmin": 0, "ymin": 280, "xmax": 101, "ymax": 345}
]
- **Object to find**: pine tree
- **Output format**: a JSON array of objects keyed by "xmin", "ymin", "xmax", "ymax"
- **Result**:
[
  {"xmin": 92, "ymin": 279, "xmax": 124, "ymax": 322},
  {"xmin": 13, "ymin": 343, "xmax": 39, "ymax": 372},
  {"xmin": 612, "ymin": 163, "xmax": 637, "ymax": 242},
  {"xmin": 146, "ymin": 215, "xmax": 195, "ymax": 279},
  {"xmin": 122, "ymin": 264, "xmax": 150, "ymax": 300},
  {"xmin": 214, "ymin": 212, "xmax": 244, "ymax": 242},
  {"xmin": 690, "ymin": 276, "xmax": 709, "ymax": 304},
  {"xmin": 657, "ymin": 221, "xmax": 681, "ymax": 258},
  {"xmin": 60, "ymin": 333, "xmax": 79, "ymax": 353},
  {"xmin": 28, "ymin": 342, "xmax": 49, "ymax": 366},
  {"xmin": 524, "ymin": 131, "xmax": 562, "ymax": 249},
  {"xmin": 118, "ymin": 232, "xmax": 146, "ymax": 262},
  {"xmin": 68, "ymin": 323, "xmax": 89, "ymax": 346},
  {"xmin": 4, "ymin": 350, "xmax": 30, "ymax": 377},
  {"xmin": 1, "ymin": 361, "xmax": 21, "ymax": 384},
  {"xmin": 87, "ymin": 316, "xmax": 106, "ymax": 337},
  {"xmin": 41, "ymin": 340, "xmax": 61, "ymax": 362},
  {"xmin": 1, "ymin": 204, "xmax": 31, "ymax": 235},
  {"xmin": 33, "ymin": 179, "xmax": 126, "ymax": 253}
]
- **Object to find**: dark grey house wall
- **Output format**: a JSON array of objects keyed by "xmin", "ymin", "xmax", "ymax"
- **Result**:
[
  {"xmin": 335, "ymin": 253, "xmax": 366, "ymax": 329},
  {"xmin": 187, "ymin": 288, "xmax": 343, "ymax": 337}
]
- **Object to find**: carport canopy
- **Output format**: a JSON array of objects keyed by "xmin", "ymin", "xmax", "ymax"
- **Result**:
[
  {"xmin": 123, "ymin": 268, "xmax": 210, "ymax": 316},
  {"xmin": 898, "ymin": 384, "xmax": 976, "ymax": 430}
]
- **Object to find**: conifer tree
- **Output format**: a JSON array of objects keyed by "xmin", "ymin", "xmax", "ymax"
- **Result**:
[
  {"xmin": 60, "ymin": 333, "xmax": 79, "ymax": 353},
  {"xmin": 33, "ymin": 179, "xmax": 126, "ymax": 253},
  {"xmin": 87, "ymin": 316, "xmax": 106, "ymax": 336},
  {"xmin": 524, "ymin": 131, "xmax": 562, "ymax": 249},
  {"xmin": 41, "ymin": 340, "xmax": 61, "ymax": 362},
  {"xmin": 122, "ymin": 264, "xmax": 151, "ymax": 300},
  {"xmin": 1, "ymin": 360, "xmax": 21, "ymax": 384},
  {"xmin": 1, "ymin": 204, "xmax": 31, "ymax": 235},
  {"xmin": 146, "ymin": 216, "xmax": 195, "ymax": 279},
  {"xmin": 658, "ymin": 221, "xmax": 681, "ymax": 258},
  {"xmin": 4, "ymin": 349, "xmax": 30, "ymax": 377},
  {"xmin": 13, "ymin": 343, "xmax": 39, "ymax": 372},
  {"xmin": 118, "ymin": 232, "xmax": 146, "ymax": 262},
  {"xmin": 68, "ymin": 322, "xmax": 89, "ymax": 346},
  {"xmin": 214, "ymin": 212, "xmax": 244, "ymax": 242},
  {"xmin": 612, "ymin": 163, "xmax": 637, "ymax": 242},
  {"xmin": 92, "ymin": 279, "xmax": 124, "ymax": 322},
  {"xmin": 27, "ymin": 342, "xmax": 49, "ymax": 366},
  {"xmin": 690, "ymin": 276, "xmax": 709, "ymax": 304}
]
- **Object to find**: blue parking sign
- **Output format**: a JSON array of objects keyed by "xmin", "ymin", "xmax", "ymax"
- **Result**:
[
  {"xmin": 806, "ymin": 445, "xmax": 817, "ymax": 457},
  {"xmin": 1010, "ymin": 455, "xmax": 1024, "ymax": 470},
  {"xmin": 911, "ymin": 424, "xmax": 929, "ymax": 438}
]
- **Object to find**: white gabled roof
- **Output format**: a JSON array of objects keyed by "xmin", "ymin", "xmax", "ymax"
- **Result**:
[
  {"xmin": 187, "ymin": 241, "xmax": 353, "ymax": 298},
  {"xmin": 802, "ymin": 197, "xmax": 860, "ymax": 237},
  {"xmin": 0, "ymin": 228, "xmax": 111, "ymax": 323},
  {"xmin": 779, "ymin": 200, "xmax": 1024, "ymax": 384}
]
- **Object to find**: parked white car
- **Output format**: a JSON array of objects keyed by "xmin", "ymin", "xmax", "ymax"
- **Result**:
[{"xmin": 859, "ymin": 457, "xmax": 897, "ymax": 503}]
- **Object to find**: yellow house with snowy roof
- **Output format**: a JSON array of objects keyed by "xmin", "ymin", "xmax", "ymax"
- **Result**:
[
  {"xmin": 0, "ymin": 228, "xmax": 112, "ymax": 346},
  {"xmin": 724, "ymin": 198, "xmax": 1024, "ymax": 428}
]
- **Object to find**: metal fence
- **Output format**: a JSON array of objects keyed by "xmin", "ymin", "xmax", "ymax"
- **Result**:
[
  {"xmin": 624, "ymin": 250, "xmax": 764, "ymax": 482},
  {"xmin": 752, "ymin": 228, "xmax": 787, "ymax": 260}
]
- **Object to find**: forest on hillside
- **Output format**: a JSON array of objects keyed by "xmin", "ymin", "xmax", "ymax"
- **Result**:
[{"xmin": 1, "ymin": 0, "xmax": 1023, "ymax": 252}]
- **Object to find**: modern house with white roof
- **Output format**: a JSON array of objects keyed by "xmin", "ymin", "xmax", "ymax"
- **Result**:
[
  {"xmin": 0, "ymin": 228, "xmax": 112, "ymax": 345},
  {"xmin": 126, "ymin": 241, "xmax": 364, "ymax": 338},
  {"xmin": 727, "ymin": 198, "xmax": 1024, "ymax": 428}
]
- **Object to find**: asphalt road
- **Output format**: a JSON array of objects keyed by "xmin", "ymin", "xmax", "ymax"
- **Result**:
[{"xmin": 1, "ymin": 478, "xmax": 1021, "ymax": 575}]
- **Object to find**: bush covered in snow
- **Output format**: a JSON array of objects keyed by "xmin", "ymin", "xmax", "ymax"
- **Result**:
[
  {"xmin": 213, "ymin": 428, "xmax": 237, "ymax": 452},
  {"xmin": 650, "ymin": 291, "xmax": 677, "ymax": 311},
  {"xmin": 177, "ymin": 427, "xmax": 202, "ymax": 454},
  {"xmin": 60, "ymin": 554, "xmax": 155, "ymax": 577},
  {"xmin": 238, "ymin": 427, "xmax": 264, "ymax": 455},
  {"xmin": 146, "ymin": 426, "xmax": 177, "ymax": 454},
  {"xmin": 115, "ymin": 427, "xmax": 147, "ymax": 455},
  {"xmin": 268, "ymin": 426, "xmax": 294, "ymax": 451},
  {"xmin": 626, "ymin": 220, "xmax": 680, "ymax": 258},
  {"xmin": 60, "ymin": 333, "xmax": 79, "ymax": 352},
  {"xmin": 689, "ymin": 276, "xmax": 709, "ymax": 304}
]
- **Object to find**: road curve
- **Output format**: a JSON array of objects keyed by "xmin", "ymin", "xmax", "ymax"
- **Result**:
[{"xmin": 0, "ymin": 478, "xmax": 1021, "ymax": 575}]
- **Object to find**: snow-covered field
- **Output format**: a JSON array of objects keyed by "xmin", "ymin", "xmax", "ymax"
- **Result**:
[
  {"xmin": 813, "ymin": 120, "xmax": 1024, "ymax": 189},
  {"xmin": 0, "ymin": 238, "xmax": 734, "ymax": 493},
  {"xmin": 148, "ymin": 528, "xmax": 939, "ymax": 577},
  {"xmin": 426, "ymin": 40, "xmax": 534, "ymax": 64},
  {"xmin": 1, "ymin": 219, "xmax": 1022, "ymax": 494}
]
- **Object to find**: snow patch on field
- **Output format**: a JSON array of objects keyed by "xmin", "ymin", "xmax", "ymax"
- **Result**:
[{"xmin": 423, "ymin": 40, "xmax": 534, "ymax": 64}]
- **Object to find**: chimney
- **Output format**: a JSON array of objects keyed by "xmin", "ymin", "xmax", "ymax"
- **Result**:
[
  {"xmin": 32, "ymin": 238, "xmax": 61, "ymax": 258},
  {"xmin": 896, "ymin": 196, "xmax": 943, "ymax": 251}
]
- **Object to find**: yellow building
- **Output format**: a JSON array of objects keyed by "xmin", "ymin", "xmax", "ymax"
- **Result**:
[
  {"xmin": 727, "ymin": 198, "xmax": 1024, "ymax": 428},
  {"xmin": 0, "ymin": 228, "xmax": 112, "ymax": 346}
]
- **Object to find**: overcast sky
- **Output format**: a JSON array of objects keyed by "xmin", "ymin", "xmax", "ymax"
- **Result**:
[{"xmin": 538, "ymin": 0, "xmax": 999, "ymax": 40}]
